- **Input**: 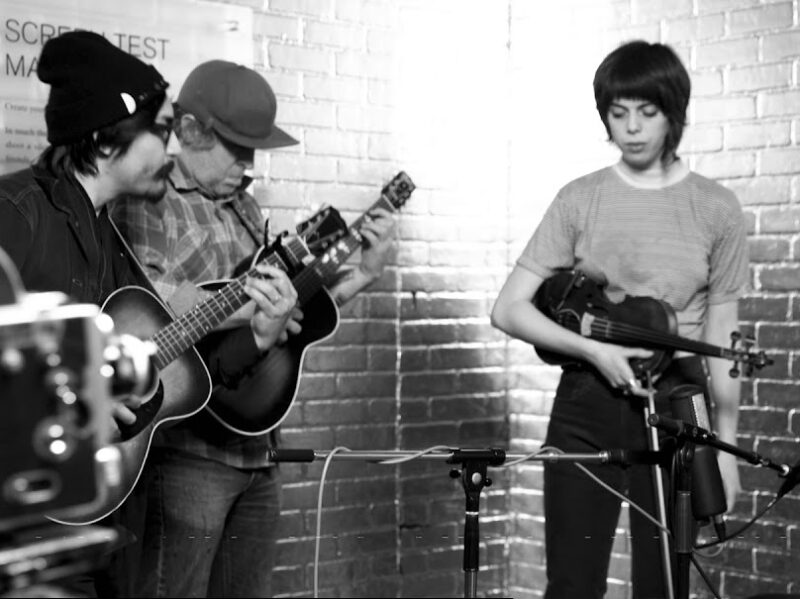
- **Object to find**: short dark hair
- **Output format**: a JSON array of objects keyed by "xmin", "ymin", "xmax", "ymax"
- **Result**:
[
  {"xmin": 593, "ymin": 40, "xmax": 690, "ymax": 161},
  {"xmin": 54, "ymin": 90, "xmax": 166, "ymax": 176}
]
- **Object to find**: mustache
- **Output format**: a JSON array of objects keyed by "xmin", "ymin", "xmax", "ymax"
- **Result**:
[{"xmin": 155, "ymin": 160, "xmax": 175, "ymax": 180}]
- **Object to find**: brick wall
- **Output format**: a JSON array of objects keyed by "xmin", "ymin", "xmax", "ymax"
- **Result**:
[{"xmin": 214, "ymin": 0, "xmax": 798, "ymax": 597}]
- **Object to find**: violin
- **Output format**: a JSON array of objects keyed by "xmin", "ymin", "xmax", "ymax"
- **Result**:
[{"xmin": 532, "ymin": 270, "xmax": 773, "ymax": 378}]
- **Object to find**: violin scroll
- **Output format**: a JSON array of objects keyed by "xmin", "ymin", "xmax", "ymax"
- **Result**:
[{"xmin": 728, "ymin": 330, "xmax": 773, "ymax": 378}]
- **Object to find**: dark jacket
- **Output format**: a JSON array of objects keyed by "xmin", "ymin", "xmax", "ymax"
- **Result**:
[{"xmin": 0, "ymin": 150, "xmax": 145, "ymax": 303}]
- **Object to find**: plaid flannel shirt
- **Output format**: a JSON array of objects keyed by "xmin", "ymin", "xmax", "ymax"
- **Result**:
[{"xmin": 112, "ymin": 159, "xmax": 278, "ymax": 469}]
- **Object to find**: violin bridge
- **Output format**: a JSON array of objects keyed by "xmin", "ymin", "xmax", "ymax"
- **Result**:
[{"xmin": 580, "ymin": 313, "xmax": 595, "ymax": 337}]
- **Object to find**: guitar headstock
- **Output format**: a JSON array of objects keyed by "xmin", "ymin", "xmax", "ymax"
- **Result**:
[
  {"xmin": 381, "ymin": 171, "xmax": 415, "ymax": 211},
  {"xmin": 295, "ymin": 205, "xmax": 349, "ymax": 257}
]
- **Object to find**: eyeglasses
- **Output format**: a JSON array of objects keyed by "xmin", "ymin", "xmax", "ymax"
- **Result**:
[{"xmin": 150, "ymin": 120, "xmax": 173, "ymax": 144}]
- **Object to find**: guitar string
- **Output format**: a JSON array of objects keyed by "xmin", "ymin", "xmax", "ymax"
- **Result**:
[
  {"xmin": 151, "ymin": 190, "xmax": 409, "ymax": 363},
  {"xmin": 589, "ymin": 320, "xmax": 749, "ymax": 359},
  {"xmin": 573, "ymin": 318, "xmax": 762, "ymax": 363}
]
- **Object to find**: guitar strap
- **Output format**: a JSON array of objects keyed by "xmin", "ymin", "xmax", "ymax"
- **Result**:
[{"xmin": 227, "ymin": 192, "xmax": 266, "ymax": 248}]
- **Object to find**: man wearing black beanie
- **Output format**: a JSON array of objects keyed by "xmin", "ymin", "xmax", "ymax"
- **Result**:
[
  {"xmin": 0, "ymin": 28, "xmax": 174, "ymax": 443},
  {"xmin": 0, "ymin": 30, "xmax": 176, "ymax": 597}
]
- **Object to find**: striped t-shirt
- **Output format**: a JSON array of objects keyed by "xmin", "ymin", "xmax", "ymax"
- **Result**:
[{"xmin": 517, "ymin": 164, "xmax": 749, "ymax": 341}]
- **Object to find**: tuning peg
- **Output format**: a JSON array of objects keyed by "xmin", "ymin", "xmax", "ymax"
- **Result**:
[{"xmin": 729, "ymin": 363, "xmax": 740, "ymax": 378}]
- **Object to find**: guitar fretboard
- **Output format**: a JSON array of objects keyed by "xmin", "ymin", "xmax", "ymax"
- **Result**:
[{"xmin": 150, "ymin": 237, "xmax": 308, "ymax": 367}]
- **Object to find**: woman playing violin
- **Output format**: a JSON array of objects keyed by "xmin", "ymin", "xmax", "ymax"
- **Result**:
[{"xmin": 491, "ymin": 40, "xmax": 748, "ymax": 598}]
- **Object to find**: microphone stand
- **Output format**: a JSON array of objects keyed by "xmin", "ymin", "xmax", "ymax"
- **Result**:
[
  {"xmin": 671, "ymin": 438, "xmax": 694, "ymax": 599},
  {"xmin": 647, "ymin": 413, "xmax": 793, "ymax": 599},
  {"xmin": 269, "ymin": 447, "xmax": 647, "ymax": 599}
]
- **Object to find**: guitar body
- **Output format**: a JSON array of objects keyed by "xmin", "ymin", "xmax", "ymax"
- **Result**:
[
  {"xmin": 204, "ymin": 288, "xmax": 340, "ymax": 435},
  {"xmin": 200, "ymin": 171, "xmax": 415, "ymax": 436},
  {"xmin": 49, "ymin": 286, "xmax": 211, "ymax": 525},
  {"xmin": 533, "ymin": 270, "xmax": 676, "ymax": 377}
]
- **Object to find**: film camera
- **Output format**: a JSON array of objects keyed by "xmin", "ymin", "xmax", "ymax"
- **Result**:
[{"xmin": 0, "ymin": 250, "xmax": 155, "ymax": 593}]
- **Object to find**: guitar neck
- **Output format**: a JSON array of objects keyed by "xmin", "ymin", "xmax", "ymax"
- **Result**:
[
  {"xmin": 291, "ymin": 195, "xmax": 397, "ymax": 306},
  {"xmin": 150, "ymin": 242, "xmax": 302, "ymax": 368}
]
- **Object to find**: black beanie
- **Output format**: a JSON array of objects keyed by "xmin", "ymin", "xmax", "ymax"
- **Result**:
[{"xmin": 37, "ymin": 31, "xmax": 169, "ymax": 145}]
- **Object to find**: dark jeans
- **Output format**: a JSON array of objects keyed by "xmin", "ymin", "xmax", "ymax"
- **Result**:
[
  {"xmin": 133, "ymin": 448, "xmax": 282, "ymax": 598},
  {"xmin": 543, "ymin": 358, "xmax": 705, "ymax": 599}
]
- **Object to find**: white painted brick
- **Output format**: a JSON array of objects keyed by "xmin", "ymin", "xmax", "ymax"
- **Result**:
[
  {"xmin": 338, "ymin": 104, "xmax": 393, "ymax": 133},
  {"xmin": 336, "ymin": 50, "xmax": 393, "ymax": 79},
  {"xmin": 729, "ymin": 3, "xmax": 793, "ymax": 35},
  {"xmin": 269, "ymin": 43, "xmax": 332, "ymax": 74},
  {"xmin": 336, "ymin": 0, "xmax": 397, "ymax": 27},
  {"xmin": 697, "ymin": 0, "xmax": 761, "ymax": 12},
  {"xmin": 367, "ymin": 79, "xmax": 395, "ymax": 107},
  {"xmin": 728, "ymin": 63, "xmax": 792, "ymax": 92},
  {"xmin": 760, "ymin": 91, "xmax": 800, "ymax": 118},
  {"xmin": 305, "ymin": 20, "xmax": 365, "ymax": 49},
  {"xmin": 269, "ymin": 0, "xmax": 334, "ymax": 18},
  {"xmin": 692, "ymin": 69, "xmax": 724, "ymax": 96},
  {"xmin": 630, "ymin": 0, "xmax": 693, "ymax": 23},
  {"xmin": 337, "ymin": 158, "xmax": 395, "ymax": 185},
  {"xmin": 254, "ymin": 180, "xmax": 307, "ymax": 210},
  {"xmin": 304, "ymin": 74, "xmax": 364, "ymax": 103},
  {"xmin": 367, "ymin": 133, "xmax": 397, "ymax": 160},
  {"xmin": 253, "ymin": 12, "xmax": 301, "ymax": 41},
  {"xmin": 305, "ymin": 182, "xmax": 379, "ymax": 211},
  {"xmin": 692, "ymin": 96, "xmax": 757, "ymax": 123},
  {"xmin": 606, "ymin": 23, "xmax": 660, "ymax": 43},
  {"xmin": 260, "ymin": 69, "xmax": 302, "ymax": 98},
  {"xmin": 696, "ymin": 38, "xmax": 759, "ymax": 68},
  {"xmin": 366, "ymin": 28, "xmax": 397, "ymax": 55},
  {"xmin": 665, "ymin": 14, "xmax": 724, "ymax": 43},
  {"xmin": 397, "ymin": 242, "xmax": 430, "ymax": 267},
  {"xmin": 305, "ymin": 128, "xmax": 365, "ymax": 157},
  {"xmin": 726, "ymin": 176, "xmax": 792, "ymax": 205},
  {"xmin": 693, "ymin": 151, "xmax": 756, "ymax": 179},
  {"xmin": 269, "ymin": 153, "xmax": 337, "ymax": 182},
  {"xmin": 682, "ymin": 125, "xmax": 724, "ymax": 152},
  {"xmin": 761, "ymin": 147, "xmax": 800, "ymax": 175},
  {"xmin": 763, "ymin": 31, "xmax": 800, "ymax": 62},
  {"xmin": 279, "ymin": 98, "xmax": 336, "ymax": 128},
  {"xmin": 727, "ymin": 121, "xmax": 791, "ymax": 149}
]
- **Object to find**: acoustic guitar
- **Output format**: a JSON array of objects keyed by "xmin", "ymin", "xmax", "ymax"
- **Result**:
[
  {"xmin": 49, "ymin": 208, "xmax": 343, "ymax": 525},
  {"xmin": 205, "ymin": 171, "xmax": 416, "ymax": 435}
]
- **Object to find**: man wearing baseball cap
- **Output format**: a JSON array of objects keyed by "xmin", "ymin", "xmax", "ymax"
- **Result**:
[{"xmin": 114, "ymin": 60, "xmax": 396, "ymax": 597}]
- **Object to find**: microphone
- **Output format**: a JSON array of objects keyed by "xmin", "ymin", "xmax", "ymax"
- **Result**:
[
  {"xmin": 778, "ymin": 460, "xmax": 800, "ymax": 498},
  {"xmin": 646, "ymin": 414, "xmax": 714, "ymax": 442},
  {"xmin": 669, "ymin": 384, "xmax": 728, "ymax": 541}
]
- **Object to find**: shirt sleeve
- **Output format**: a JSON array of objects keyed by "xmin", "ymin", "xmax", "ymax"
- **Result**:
[
  {"xmin": 516, "ymin": 190, "xmax": 578, "ymax": 277},
  {"xmin": 708, "ymin": 196, "xmax": 749, "ymax": 305}
]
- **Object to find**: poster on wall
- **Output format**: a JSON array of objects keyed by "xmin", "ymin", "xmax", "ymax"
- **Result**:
[{"xmin": 0, "ymin": 0, "xmax": 253, "ymax": 174}]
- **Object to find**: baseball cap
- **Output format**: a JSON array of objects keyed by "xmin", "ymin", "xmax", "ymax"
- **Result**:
[{"xmin": 176, "ymin": 60, "xmax": 298, "ymax": 150}]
